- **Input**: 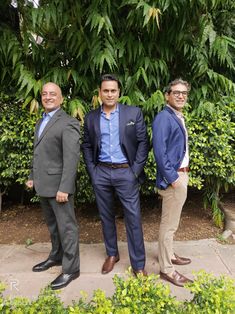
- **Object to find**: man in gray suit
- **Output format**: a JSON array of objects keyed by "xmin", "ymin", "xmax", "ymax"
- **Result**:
[{"xmin": 26, "ymin": 82, "xmax": 80, "ymax": 290}]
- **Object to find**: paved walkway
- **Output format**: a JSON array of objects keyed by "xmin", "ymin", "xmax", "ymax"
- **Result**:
[{"xmin": 0, "ymin": 239, "xmax": 235, "ymax": 305}]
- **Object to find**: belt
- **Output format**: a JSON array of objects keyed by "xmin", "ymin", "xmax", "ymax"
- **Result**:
[
  {"xmin": 178, "ymin": 167, "xmax": 190, "ymax": 172},
  {"xmin": 98, "ymin": 162, "xmax": 129, "ymax": 169}
]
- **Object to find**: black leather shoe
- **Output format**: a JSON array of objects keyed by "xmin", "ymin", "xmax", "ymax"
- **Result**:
[
  {"xmin": 50, "ymin": 271, "xmax": 80, "ymax": 290},
  {"xmin": 32, "ymin": 259, "xmax": 62, "ymax": 272}
]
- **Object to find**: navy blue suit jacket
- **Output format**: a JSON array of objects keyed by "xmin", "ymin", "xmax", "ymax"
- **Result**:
[
  {"xmin": 152, "ymin": 106, "xmax": 186, "ymax": 189},
  {"xmin": 82, "ymin": 103, "xmax": 149, "ymax": 184}
]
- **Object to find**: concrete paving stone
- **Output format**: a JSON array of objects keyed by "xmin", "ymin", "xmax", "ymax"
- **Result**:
[
  {"xmin": 214, "ymin": 244, "xmax": 235, "ymax": 274},
  {"xmin": 0, "ymin": 239, "xmax": 234, "ymax": 305}
]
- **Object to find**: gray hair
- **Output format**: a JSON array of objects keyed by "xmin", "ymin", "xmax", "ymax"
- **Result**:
[{"xmin": 165, "ymin": 78, "xmax": 191, "ymax": 93}]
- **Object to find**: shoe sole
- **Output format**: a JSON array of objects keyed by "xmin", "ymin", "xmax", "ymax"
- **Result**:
[
  {"xmin": 171, "ymin": 260, "xmax": 191, "ymax": 265},
  {"xmin": 51, "ymin": 273, "xmax": 80, "ymax": 290},
  {"xmin": 32, "ymin": 263, "xmax": 62, "ymax": 272}
]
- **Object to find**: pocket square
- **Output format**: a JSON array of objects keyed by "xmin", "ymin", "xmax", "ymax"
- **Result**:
[{"xmin": 126, "ymin": 121, "xmax": 135, "ymax": 126}]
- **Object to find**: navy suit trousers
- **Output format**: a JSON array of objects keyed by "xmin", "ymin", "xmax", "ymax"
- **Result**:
[{"xmin": 92, "ymin": 164, "xmax": 145, "ymax": 270}]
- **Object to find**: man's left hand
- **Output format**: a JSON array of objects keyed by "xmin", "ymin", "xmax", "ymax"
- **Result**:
[{"xmin": 56, "ymin": 191, "xmax": 69, "ymax": 203}]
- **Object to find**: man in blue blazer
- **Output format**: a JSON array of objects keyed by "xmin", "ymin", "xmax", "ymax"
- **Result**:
[
  {"xmin": 82, "ymin": 74, "xmax": 148, "ymax": 276},
  {"xmin": 152, "ymin": 78, "xmax": 193, "ymax": 287}
]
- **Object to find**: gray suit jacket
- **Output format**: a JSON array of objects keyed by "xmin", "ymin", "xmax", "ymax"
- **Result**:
[{"xmin": 29, "ymin": 108, "xmax": 80, "ymax": 197}]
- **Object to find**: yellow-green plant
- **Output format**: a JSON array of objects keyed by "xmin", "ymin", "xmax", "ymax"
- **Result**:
[
  {"xmin": 0, "ymin": 271, "xmax": 235, "ymax": 313},
  {"xmin": 183, "ymin": 270, "xmax": 235, "ymax": 314}
]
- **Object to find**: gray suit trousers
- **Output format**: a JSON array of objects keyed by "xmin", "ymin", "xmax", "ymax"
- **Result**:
[{"xmin": 40, "ymin": 195, "xmax": 80, "ymax": 274}]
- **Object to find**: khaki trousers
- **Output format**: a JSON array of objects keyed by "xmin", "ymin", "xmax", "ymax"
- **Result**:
[{"xmin": 158, "ymin": 172, "xmax": 189, "ymax": 274}]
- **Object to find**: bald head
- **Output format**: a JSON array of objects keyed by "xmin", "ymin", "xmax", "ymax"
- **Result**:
[{"xmin": 41, "ymin": 82, "xmax": 63, "ymax": 113}]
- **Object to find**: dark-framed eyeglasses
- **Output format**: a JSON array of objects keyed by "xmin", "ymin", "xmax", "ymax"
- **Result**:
[{"xmin": 169, "ymin": 90, "xmax": 188, "ymax": 97}]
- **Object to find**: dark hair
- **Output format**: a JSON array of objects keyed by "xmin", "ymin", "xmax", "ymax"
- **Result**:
[
  {"xmin": 99, "ymin": 74, "xmax": 121, "ymax": 88},
  {"xmin": 165, "ymin": 78, "xmax": 191, "ymax": 93}
]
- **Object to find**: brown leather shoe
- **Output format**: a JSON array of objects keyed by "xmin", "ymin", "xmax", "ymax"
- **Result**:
[
  {"xmin": 133, "ymin": 269, "xmax": 148, "ymax": 277},
  {"xmin": 171, "ymin": 253, "xmax": 191, "ymax": 265},
  {"xmin": 160, "ymin": 270, "xmax": 193, "ymax": 287},
  {"xmin": 101, "ymin": 255, "xmax": 120, "ymax": 274}
]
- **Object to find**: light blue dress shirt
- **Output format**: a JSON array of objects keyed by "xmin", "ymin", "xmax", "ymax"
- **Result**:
[
  {"xmin": 98, "ymin": 105, "xmax": 127, "ymax": 163},
  {"xmin": 38, "ymin": 108, "xmax": 59, "ymax": 138}
]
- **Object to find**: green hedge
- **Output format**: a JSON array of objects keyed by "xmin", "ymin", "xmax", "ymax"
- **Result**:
[
  {"xmin": 0, "ymin": 94, "xmax": 234, "ymax": 225},
  {"xmin": 0, "ymin": 271, "xmax": 234, "ymax": 313},
  {"xmin": 0, "ymin": 95, "xmax": 38, "ymax": 209}
]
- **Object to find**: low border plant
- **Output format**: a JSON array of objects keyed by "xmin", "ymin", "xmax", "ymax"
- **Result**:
[{"xmin": 1, "ymin": 270, "xmax": 234, "ymax": 313}]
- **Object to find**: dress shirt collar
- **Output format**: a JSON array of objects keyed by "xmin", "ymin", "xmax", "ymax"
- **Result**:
[
  {"xmin": 42, "ymin": 107, "xmax": 60, "ymax": 119},
  {"xmin": 166, "ymin": 104, "xmax": 184, "ymax": 119},
  {"xmin": 101, "ymin": 103, "xmax": 119, "ymax": 114}
]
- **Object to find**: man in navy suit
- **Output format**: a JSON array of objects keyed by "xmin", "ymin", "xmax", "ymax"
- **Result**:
[
  {"xmin": 82, "ymin": 74, "xmax": 148, "ymax": 276},
  {"xmin": 152, "ymin": 78, "xmax": 193, "ymax": 287}
]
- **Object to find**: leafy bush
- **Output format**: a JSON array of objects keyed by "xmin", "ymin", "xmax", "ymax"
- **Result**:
[
  {"xmin": 0, "ymin": 271, "xmax": 234, "ymax": 313},
  {"xmin": 111, "ymin": 271, "xmax": 181, "ymax": 313},
  {"xmin": 0, "ymin": 94, "xmax": 38, "ymax": 210},
  {"xmin": 1, "ymin": 93, "xmax": 234, "ymax": 226},
  {"xmin": 0, "ymin": 284, "xmax": 66, "ymax": 313},
  {"xmin": 183, "ymin": 271, "xmax": 235, "ymax": 314},
  {"xmin": 185, "ymin": 99, "xmax": 235, "ymax": 227}
]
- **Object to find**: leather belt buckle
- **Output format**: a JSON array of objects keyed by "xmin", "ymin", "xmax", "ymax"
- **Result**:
[
  {"xmin": 98, "ymin": 162, "xmax": 129, "ymax": 169},
  {"xmin": 111, "ymin": 164, "xmax": 118, "ymax": 169}
]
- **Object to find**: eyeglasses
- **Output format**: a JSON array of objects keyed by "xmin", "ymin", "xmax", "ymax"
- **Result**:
[{"xmin": 170, "ymin": 90, "xmax": 188, "ymax": 97}]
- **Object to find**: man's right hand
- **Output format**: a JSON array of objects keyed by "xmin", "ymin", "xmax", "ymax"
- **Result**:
[{"xmin": 26, "ymin": 180, "xmax": 34, "ymax": 189}]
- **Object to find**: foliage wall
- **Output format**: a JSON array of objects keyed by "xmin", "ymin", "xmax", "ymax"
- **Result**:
[
  {"xmin": 0, "ymin": 0, "xmax": 235, "ymax": 223},
  {"xmin": 0, "ymin": 0, "xmax": 235, "ymax": 107},
  {"xmin": 1, "ymin": 94, "xmax": 234, "ymax": 226}
]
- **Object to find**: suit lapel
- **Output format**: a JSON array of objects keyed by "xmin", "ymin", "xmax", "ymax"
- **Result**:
[
  {"xmin": 34, "ymin": 109, "xmax": 63, "ymax": 147},
  {"xmin": 34, "ymin": 119, "xmax": 42, "ymax": 146},
  {"xmin": 92, "ymin": 107, "xmax": 101, "ymax": 151},
  {"xmin": 165, "ymin": 106, "xmax": 186, "ymax": 137},
  {"xmin": 118, "ymin": 103, "xmax": 125, "ymax": 144},
  {"xmin": 94, "ymin": 107, "xmax": 101, "ymax": 137}
]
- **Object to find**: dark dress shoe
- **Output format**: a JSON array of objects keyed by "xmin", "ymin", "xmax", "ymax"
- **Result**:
[
  {"xmin": 171, "ymin": 253, "xmax": 191, "ymax": 265},
  {"xmin": 32, "ymin": 259, "xmax": 62, "ymax": 272},
  {"xmin": 133, "ymin": 269, "xmax": 148, "ymax": 277},
  {"xmin": 160, "ymin": 270, "xmax": 193, "ymax": 287},
  {"xmin": 101, "ymin": 255, "xmax": 120, "ymax": 274},
  {"xmin": 50, "ymin": 271, "xmax": 80, "ymax": 290}
]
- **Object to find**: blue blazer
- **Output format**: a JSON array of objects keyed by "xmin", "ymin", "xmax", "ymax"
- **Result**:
[
  {"xmin": 152, "ymin": 106, "xmax": 186, "ymax": 189},
  {"xmin": 82, "ymin": 103, "xmax": 149, "ymax": 184}
]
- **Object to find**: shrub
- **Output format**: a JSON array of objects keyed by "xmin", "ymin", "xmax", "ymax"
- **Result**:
[
  {"xmin": 1, "ymin": 93, "xmax": 234, "ymax": 226},
  {"xmin": 185, "ymin": 100, "xmax": 235, "ymax": 227},
  {"xmin": 0, "ymin": 94, "xmax": 38, "ymax": 210},
  {"xmin": 0, "ymin": 284, "xmax": 65, "ymax": 313},
  {"xmin": 183, "ymin": 270, "xmax": 235, "ymax": 314},
  {"xmin": 1, "ymin": 271, "xmax": 234, "ymax": 313},
  {"xmin": 111, "ymin": 270, "xmax": 181, "ymax": 313}
]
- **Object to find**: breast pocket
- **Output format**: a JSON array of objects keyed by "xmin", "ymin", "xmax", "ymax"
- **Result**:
[{"xmin": 125, "ymin": 124, "xmax": 136, "ymax": 137}]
